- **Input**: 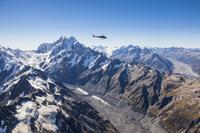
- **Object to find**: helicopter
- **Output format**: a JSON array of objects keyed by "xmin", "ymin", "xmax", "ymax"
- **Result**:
[{"xmin": 92, "ymin": 34, "xmax": 107, "ymax": 39}]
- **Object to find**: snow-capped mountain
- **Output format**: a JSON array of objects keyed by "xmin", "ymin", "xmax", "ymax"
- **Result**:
[
  {"xmin": 0, "ymin": 36, "xmax": 200, "ymax": 133},
  {"xmin": 32, "ymin": 37, "xmax": 164, "ymax": 114},
  {"xmin": 33, "ymin": 37, "xmax": 162, "ymax": 112},
  {"xmin": 36, "ymin": 36, "xmax": 109, "ymax": 84}
]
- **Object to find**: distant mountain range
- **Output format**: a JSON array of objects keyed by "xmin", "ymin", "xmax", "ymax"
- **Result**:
[
  {"xmin": 152, "ymin": 47, "xmax": 200, "ymax": 76},
  {"xmin": 93, "ymin": 45, "xmax": 200, "ymax": 78},
  {"xmin": 110, "ymin": 45, "xmax": 174, "ymax": 75},
  {"xmin": 0, "ymin": 36, "xmax": 199, "ymax": 133}
]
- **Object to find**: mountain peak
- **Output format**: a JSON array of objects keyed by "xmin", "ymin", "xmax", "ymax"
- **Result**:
[
  {"xmin": 36, "ymin": 35, "xmax": 84, "ymax": 53},
  {"xmin": 61, "ymin": 36, "xmax": 84, "ymax": 48},
  {"xmin": 65, "ymin": 35, "xmax": 77, "ymax": 41},
  {"xmin": 60, "ymin": 35, "xmax": 77, "ymax": 43},
  {"xmin": 127, "ymin": 44, "xmax": 140, "ymax": 49},
  {"xmin": 51, "ymin": 35, "xmax": 85, "ymax": 52}
]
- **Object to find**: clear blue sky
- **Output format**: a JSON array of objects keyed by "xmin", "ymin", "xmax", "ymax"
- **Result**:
[{"xmin": 0, "ymin": 0, "xmax": 200, "ymax": 50}]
